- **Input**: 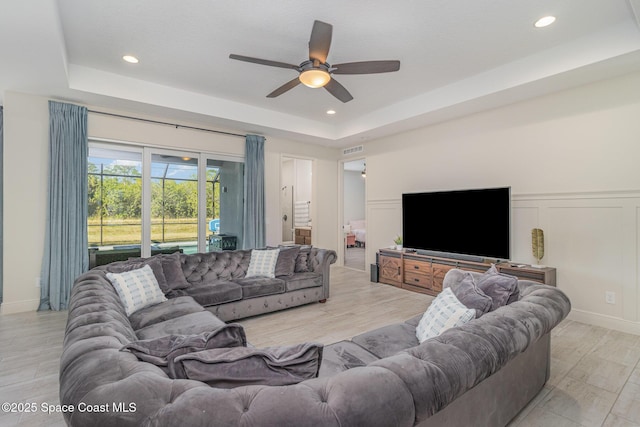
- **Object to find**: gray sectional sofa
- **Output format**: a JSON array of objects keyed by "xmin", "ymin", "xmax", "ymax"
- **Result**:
[
  {"xmin": 60, "ymin": 259, "xmax": 571, "ymax": 427},
  {"xmin": 95, "ymin": 246, "xmax": 336, "ymax": 321}
]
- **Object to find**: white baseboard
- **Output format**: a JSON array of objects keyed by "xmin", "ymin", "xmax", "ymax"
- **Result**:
[
  {"xmin": 0, "ymin": 299, "xmax": 40, "ymax": 315},
  {"xmin": 567, "ymin": 309, "xmax": 640, "ymax": 336}
]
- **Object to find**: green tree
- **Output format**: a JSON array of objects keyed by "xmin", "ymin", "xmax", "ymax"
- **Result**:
[{"xmin": 88, "ymin": 162, "xmax": 101, "ymax": 219}]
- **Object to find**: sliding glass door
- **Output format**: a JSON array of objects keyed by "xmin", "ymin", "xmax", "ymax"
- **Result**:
[
  {"xmin": 203, "ymin": 157, "xmax": 244, "ymax": 253},
  {"xmin": 88, "ymin": 143, "xmax": 244, "ymax": 266},
  {"xmin": 150, "ymin": 153, "xmax": 199, "ymax": 254}
]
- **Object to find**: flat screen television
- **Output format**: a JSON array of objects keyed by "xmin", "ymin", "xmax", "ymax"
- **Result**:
[{"xmin": 402, "ymin": 187, "xmax": 511, "ymax": 261}]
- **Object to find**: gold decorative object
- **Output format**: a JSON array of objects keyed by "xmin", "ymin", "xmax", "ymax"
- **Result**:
[{"xmin": 531, "ymin": 228, "xmax": 545, "ymax": 267}]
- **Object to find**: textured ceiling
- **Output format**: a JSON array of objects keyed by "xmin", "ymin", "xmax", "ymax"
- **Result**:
[{"xmin": 1, "ymin": 0, "xmax": 640, "ymax": 147}]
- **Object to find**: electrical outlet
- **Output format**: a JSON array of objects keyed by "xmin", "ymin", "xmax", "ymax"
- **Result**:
[
  {"xmin": 605, "ymin": 291, "xmax": 615, "ymax": 304},
  {"xmin": 35, "ymin": 277, "xmax": 41, "ymax": 288}
]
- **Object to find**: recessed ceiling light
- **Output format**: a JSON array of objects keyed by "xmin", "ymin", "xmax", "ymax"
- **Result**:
[
  {"xmin": 326, "ymin": 109, "xmax": 336, "ymax": 115},
  {"xmin": 534, "ymin": 16, "xmax": 556, "ymax": 28},
  {"xmin": 122, "ymin": 55, "xmax": 139, "ymax": 64}
]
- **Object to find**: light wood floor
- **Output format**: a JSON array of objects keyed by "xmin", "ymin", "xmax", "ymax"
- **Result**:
[
  {"xmin": 1, "ymin": 266, "xmax": 639, "ymax": 427},
  {"xmin": 344, "ymin": 246, "xmax": 365, "ymax": 271}
]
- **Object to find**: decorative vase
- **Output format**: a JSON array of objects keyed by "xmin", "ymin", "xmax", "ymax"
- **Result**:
[
  {"xmin": 531, "ymin": 228, "xmax": 545, "ymax": 268},
  {"xmin": 395, "ymin": 244, "xmax": 403, "ymax": 251}
]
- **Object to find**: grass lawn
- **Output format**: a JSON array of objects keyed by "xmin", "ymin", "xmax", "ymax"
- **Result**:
[{"xmin": 89, "ymin": 217, "xmax": 198, "ymax": 246}]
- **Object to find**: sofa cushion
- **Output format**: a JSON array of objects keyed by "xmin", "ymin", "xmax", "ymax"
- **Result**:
[
  {"xmin": 284, "ymin": 272, "xmax": 322, "ymax": 291},
  {"xmin": 246, "ymin": 248, "xmax": 280, "ymax": 278},
  {"xmin": 129, "ymin": 296, "xmax": 205, "ymax": 331},
  {"xmin": 234, "ymin": 277, "xmax": 286, "ymax": 299},
  {"xmin": 122, "ymin": 323, "xmax": 247, "ymax": 374},
  {"xmin": 171, "ymin": 343, "xmax": 323, "ymax": 388},
  {"xmin": 274, "ymin": 245, "xmax": 301, "ymax": 277},
  {"xmin": 416, "ymin": 287, "xmax": 475, "ymax": 343},
  {"xmin": 106, "ymin": 265, "xmax": 167, "ymax": 316},
  {"xmin": 181, "ymin": 282, "xmax": 243, "ymax": 307},
  {"xmin": 135, "ymin": 310, "xmax": 226, "ymax": 340},
  {"xmin": 477, "ymin": 265, "xmax": 520, "ymax": 310},
  {"xmin": 318, "ymin": 340, "xmax": 379, "ymax": 378},
  {"xmin": 352, "ymin": 323, "xmax": 419, "ymax": 359},
  {"xmin": 449, "ymin": 272, "xmax": 492, "ymax": 318}
]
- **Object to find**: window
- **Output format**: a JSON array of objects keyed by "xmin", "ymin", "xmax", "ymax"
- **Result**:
[
  {"xmin": 88, "ymin": 144, "xmax": 244, "ymax": 266},
  {"xmin": 88, "ymin": 148, "xmax": 143, "ymax": 248}
]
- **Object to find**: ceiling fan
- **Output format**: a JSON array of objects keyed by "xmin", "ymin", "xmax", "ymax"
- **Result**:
[{"xmin": 229, "ymin": 20, "xmax": 400, "ymax": 103}]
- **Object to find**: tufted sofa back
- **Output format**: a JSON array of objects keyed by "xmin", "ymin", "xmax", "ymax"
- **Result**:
[{"xmin": 179, "ymin": 250, "xmax": 252, "ymax": 285}]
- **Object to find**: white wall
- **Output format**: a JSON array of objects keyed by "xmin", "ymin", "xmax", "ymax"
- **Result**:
[
  {"xmin": 2, "ymin": 92, "xmax": 49, "ymax": 313},
  {"xmin": 360, "ymin": 71, "xmax": 640, "ymax": 334},
  {"xmin": 294, "ymin": 159, "xmax": 312, "ymax": 204},
  {"xmin": 1, "ymin": 92, "xmax": 340, "ymax": 314},
  {"xmin": 343, "ymin": 170, "xmax": 365, "ymax": 223}
]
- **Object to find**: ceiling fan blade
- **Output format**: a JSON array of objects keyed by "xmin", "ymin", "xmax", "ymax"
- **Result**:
[
  {"xmin": 267, "ymin": 77, "xmax": 301, "ymax": 98},
  {"xmin": 308, "ymin": 20, "xmax": 332, "ymax": 63},
  {"xmin": 324, "ymin": 78, "xmax": 353, "ymax": 103},
  {"xmin": 229, "ymin": 54, "xmax": 299, "ymax": 70},
  {"xmin": 332, "ymin": 60, "xmax": 401, "ymax": 74}
]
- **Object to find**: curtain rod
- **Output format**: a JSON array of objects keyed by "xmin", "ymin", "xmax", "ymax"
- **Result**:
[{"xmin": 87, "ymin": 109, "xmax": 247, "ymax": 138}]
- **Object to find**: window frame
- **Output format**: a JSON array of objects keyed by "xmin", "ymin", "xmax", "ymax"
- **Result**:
[{"xmin": 88, "ymin": 140, "xmax": 244, "ymax": 257}]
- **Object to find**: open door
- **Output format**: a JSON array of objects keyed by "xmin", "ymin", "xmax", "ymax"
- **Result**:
[
  {"xmin": 281, "ymin": 157, "xmax": 312, "ymax": 244},
  {"xmin": 343, "ymin": 159, "xmax": 366, "ymax": 270},
  {"xmin": 281, "ymin": 184, "xmax": 294, "ymax": 242}
]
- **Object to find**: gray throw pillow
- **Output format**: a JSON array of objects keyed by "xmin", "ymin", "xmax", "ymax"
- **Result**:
[
  {"xmin": 476, "ymin": 265, "xmax": 519, "ymax": 311},
  {"xmin": 449, "ymin": 272, "xmax": 492, "ymax": 318},
  {"xmin": 124, "ymin": 252, "xmax": 190, "ymax": 292},
  {"xmin": 294, "ymin": 245, "xmax": 312, "ymax": 273},
  {"xmin": 157, "ymin": 252, "xmax": 191, "ymax": 291},
  {"xmin": 121, "ymin": 323, "xmax": 247, "ymax": 374},
  {"xmin": 172, "ymin": 342, "xmax": 323, "ymax": 388},
  {"xmin": 101, "ymin": 257, "xmax": 169, "ymax": 294},
  {"xmin": 275, "ymin": 246, "xmax": 301, "ymax": 277}
]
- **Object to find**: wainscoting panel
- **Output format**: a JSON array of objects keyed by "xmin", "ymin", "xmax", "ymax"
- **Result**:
[
  {"xmin": 548, "ymin": 206, "xmax": 624, "ymax": 318},
  {"xmin": 511, "ymin": 206, "xmax": 540, "ymax": 265},
  {"xmin": 513, "ymin": 192, "xmax": 640, "ymax": 333}
]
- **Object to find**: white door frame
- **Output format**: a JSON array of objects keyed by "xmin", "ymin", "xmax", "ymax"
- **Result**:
[
  {"xmin": 280, "ymin": 154, "xmax": 315, "ymax": 245},
  {"xmin": 339, "ymin": 157, "xmax": 366, "ymax": 270}
]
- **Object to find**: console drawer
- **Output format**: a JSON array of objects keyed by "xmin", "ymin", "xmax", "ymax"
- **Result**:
[
  {"xmin": 404, "ymin": 259, "xmax": 432, "ymax": 276},
  {"xmin": 404, "ymin": 271, "xmax": 432, "ymax": 288}
]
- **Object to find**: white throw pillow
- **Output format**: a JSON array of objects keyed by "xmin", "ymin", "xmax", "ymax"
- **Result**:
[
  {"xmin": 246, "ymin": 248, "xmax": 280, "ymax": 278},
  {"xmin": 416, "ymin": 287, "xmax": 475, "ymax": 343},
  {"xmin": 106, "ymin": 265, "xmax": 167, "ymax": 316}
]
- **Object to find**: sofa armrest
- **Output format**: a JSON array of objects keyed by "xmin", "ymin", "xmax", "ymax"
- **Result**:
[{"xmin": 308, "ymin": 248, "xmax": 337, "ymax": 300}]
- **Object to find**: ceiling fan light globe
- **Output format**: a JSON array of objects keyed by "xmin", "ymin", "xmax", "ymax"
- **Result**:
[{"xmin": 299, "ymin": 69, "xmax": 331, "ymax": 88}]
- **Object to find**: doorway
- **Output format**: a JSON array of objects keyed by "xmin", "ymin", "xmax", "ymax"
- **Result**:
[
  {"xmin": 281, "ymin": 157, "xmax": 313, "ymax": 244},
  {"xmin": 343, "ymin": 159, "xmax": 366, "ymax": 270}
]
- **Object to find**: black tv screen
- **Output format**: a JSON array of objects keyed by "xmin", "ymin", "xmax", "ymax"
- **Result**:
[{"xmin": 402, "ymin": 187, "xmax": 511, "ymax": 260}]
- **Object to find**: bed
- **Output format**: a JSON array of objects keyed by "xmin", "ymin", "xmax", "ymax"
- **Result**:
[{"xmin": 349, "ymin": 219, "xmax": 366, "ymax": 247}]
